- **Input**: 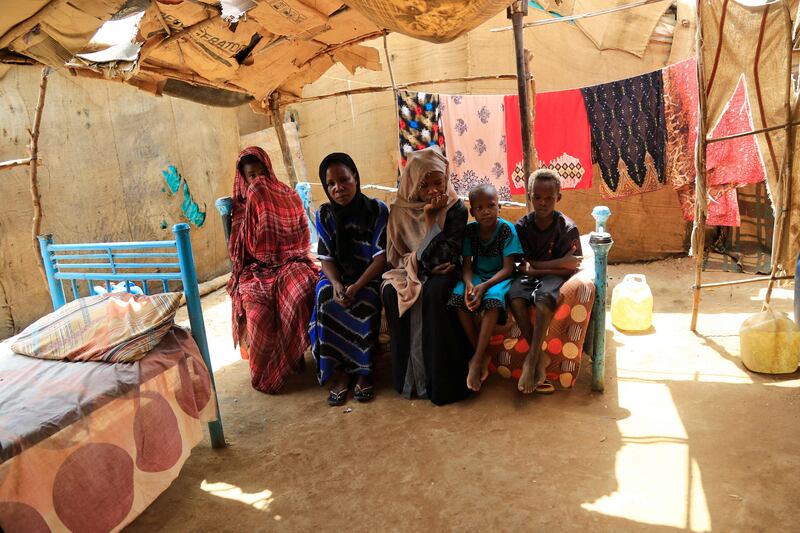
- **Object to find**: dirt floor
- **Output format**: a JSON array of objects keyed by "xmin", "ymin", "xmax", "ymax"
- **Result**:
[{"xmin": 128, "ymin": 257, "xmax": 799, "ymax": 532}]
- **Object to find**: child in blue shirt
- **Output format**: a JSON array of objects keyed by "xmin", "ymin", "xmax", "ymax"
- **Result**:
[{"xmin": 448, "ymin": 184, "xmax": 523, "ymax": 392}]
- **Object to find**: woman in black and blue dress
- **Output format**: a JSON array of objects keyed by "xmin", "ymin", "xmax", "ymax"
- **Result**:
[{"xmin": 309, "ymin": 153, "xmax": 388, "ymax": 406}]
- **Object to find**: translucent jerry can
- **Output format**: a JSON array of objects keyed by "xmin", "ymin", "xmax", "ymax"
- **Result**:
[
  {"xmin": 740, "ymin": 308, "xmax": 800, "ymax": 374},
  {"xmin": 611, "ymin": 274, "xmax": 653, "ymax": 332}
]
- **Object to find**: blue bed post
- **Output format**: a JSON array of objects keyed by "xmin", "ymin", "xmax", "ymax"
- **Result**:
[
  {"xmin": 37, "ymin": 234, "xmax": 66, "ymax": 310},
  {"xmin": 173, "ymin": 223, "xmax": 226, "ymax": 448},
  {"xmin": 215, "ymin": 197, "xmax": 233, "ymax": 245},
  {"xmin": 589, "ymin": 206, "xmax": 613, "ymax": 393}
]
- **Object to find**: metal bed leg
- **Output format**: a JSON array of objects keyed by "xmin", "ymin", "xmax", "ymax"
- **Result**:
[
  {"xmin": 173, "ymin": 223, "xmax": 226, "ymax": 448},
  {"xmin": 215, "ymin": 197, "xmax": 233, "ymax": 246},
  {"xmin": 37, "ymin": 234, "xmax": 66, "ymax": 310},
  {"xmin": 589, "ymin": 207, "xmax": 613, "ymax": 393}
]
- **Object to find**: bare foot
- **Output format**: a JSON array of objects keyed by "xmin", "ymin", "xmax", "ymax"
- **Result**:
[
  {"xmin": 533, "ymin": 353, "xmax": 551, "ymax": 388},
  {"xmin": 517, "ymin": 358, "xmax": 536, "ymax": 394},
  {"xmin": 466, "ymin": 356, "xmax": 488, "ymax": 392}
]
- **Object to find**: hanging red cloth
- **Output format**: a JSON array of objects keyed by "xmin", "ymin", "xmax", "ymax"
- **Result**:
[{"xmin": 504, "ymin": 90, "xmax": 593, "ymax": 195}]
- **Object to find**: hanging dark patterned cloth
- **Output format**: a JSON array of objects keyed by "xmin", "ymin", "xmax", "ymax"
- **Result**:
[
  {"xmin": 581, "ymin": 70, "xmax": 667, "ymax": 199},
  {"xmin": 398, "ymin": 91, "xmax": 446, "ymax": 171}
]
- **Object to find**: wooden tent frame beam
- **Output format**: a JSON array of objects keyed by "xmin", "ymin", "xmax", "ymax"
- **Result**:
[
  {"xmin": 509, "ymin": 1, "xmax": 534, "ymax": 185},
  {"xmin": 276, "ymin": 73, "xmax": 523, "ymax": 105},
  {"xmin": 0, "ymin": 157, "xmax": 33, "ymax": 171}
]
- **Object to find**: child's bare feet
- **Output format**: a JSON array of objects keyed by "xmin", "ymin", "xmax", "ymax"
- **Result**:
[
  {"xmin": 466, "ymin": 355, "xmax": 489, "ymax": 392},
  {"xmin": 534, "ymin": 353, "xmax": 551, "ymax": 389},
  {"xmin": 517, "ymin": 357, "xmax": 537, "ymax": 394},
  {"xmin": 517, "ymin": 344, "xmax": 541, "ymax": 394}
]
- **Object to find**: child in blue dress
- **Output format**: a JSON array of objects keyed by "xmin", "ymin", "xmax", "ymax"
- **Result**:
[{"xmin": 448, "ymin": 184, "xmax": 523, "ymax": 392}]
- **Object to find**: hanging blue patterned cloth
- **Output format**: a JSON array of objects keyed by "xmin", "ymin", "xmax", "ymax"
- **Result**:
[{"xmin": 581, "ymin": 70, "xmax": 667, "ymax": 199}]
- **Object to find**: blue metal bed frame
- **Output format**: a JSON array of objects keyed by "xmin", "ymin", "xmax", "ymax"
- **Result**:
[{"xmin": 36, "ymin": 223, "xmax": 225, "ymax": 448}]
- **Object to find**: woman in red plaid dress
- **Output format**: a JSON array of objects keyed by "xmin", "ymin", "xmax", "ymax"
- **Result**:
[{"xmin": 227, "ymin": 147, "xmax": 319, "ymax": 393}]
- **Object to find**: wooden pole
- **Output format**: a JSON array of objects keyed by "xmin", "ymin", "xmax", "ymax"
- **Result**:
[
  {"xmin": 279, "ymin": 74, "xmax": 520, "ymax": 105},
  {"xmin": 706, "ymin": 120, "xmax": 800, "ymax": 144},
  {"xmin": 695, "ymin": 275, "xmax": 794, "ymax": 290},
  {"xmin": 0, "ymin": 157, "xmax": 33, "ymax": 171},
  {"xmin": 269, "ymin": 92, "xmax": 299, "ymax": 188},
  {"xmin": 383, "ymin": 32, "xmax": 400, "ymax": 151},
  {"xmin": 524, "ymin": 49, "xmax": 539, "ymax": 173},
  {"xmin": 509, "ymin": 2, "xmax": 533, "ymax": 188},
  {"xmin": 29, "ymin": 67, "xmax": 50, "ymax": 287},
  {"xmin": 764, "ymin": 0, "xmax": 796, "ymax": 307},
  {"xmin": 690, "ymin": 6, "xmax": 709, "ymax": 332}
]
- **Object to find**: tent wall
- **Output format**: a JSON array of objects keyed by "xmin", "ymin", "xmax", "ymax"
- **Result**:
[
  {"xmin": 293, "ymin": 8, "xmax": 695, "ymax": 262},
  {"xmin": 0, "ymin": 68, "xmax": 238, "ymax": 338}
]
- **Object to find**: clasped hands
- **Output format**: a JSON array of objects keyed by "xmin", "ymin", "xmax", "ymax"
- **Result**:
[
  {"xmin": 332, "ymin": 282, "xmax": 359, "ymax": 307},
  {"xmin": 463, "ymin": 281, "xmax": 487, "ymax": 312}
]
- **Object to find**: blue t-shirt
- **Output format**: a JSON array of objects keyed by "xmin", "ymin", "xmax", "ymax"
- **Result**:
[{"xmin": 462, "ymin": 218, "xmax": 523, "ymax": 282}]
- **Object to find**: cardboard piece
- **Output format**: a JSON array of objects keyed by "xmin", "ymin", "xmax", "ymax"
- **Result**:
[
  {"xmin": 247, "ymin": 0, "xmax": 329, "ymax": 37},
  {"xmin": 313, "ymin": 7, "xmax": 380, "ymax": 44}
]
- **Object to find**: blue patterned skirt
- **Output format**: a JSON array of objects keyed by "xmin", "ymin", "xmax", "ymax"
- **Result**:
[{"xmin": 309, "ymin": 276, "xmax": 381, "ymax": 384}]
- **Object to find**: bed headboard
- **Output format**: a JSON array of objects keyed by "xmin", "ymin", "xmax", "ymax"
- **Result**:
[{"xmin": 36, "ymin": 222, "xmax": 225, "ymax": 448}]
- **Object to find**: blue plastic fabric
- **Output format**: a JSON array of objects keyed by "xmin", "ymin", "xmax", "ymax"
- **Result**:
[
  {"xmin": 93, "ymin": 281, "xmax": 144, "ymax": 295},
  {"xmin": 295, "ymin": 182, "xmax": 318, "ymax": 249}
]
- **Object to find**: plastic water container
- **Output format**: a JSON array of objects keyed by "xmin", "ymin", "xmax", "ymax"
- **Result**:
[
  {"xmin": 740, "ymin": 308, "xmax": 800, "ymax": 374},
  {"xmin": 611, "ymin": 274, "xmax": 653, "ymax": 331}
]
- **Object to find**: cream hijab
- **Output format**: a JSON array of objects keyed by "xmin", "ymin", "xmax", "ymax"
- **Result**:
[{"xmin": 383, "ymin": 147, "xmax": 459, "ymax": 316}]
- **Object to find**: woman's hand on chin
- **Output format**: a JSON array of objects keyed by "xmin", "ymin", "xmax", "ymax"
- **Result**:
[{"xmin": 423, "ymin": 194, "xmax": 448, "ymax": 226}]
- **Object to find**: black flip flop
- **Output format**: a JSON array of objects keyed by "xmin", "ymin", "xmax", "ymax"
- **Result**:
[
  {"xmin": 327, "ymin": 387, "xmax": 348, "ymax": 406},
  {"xmin": 353, "ymin": 383, "xmax": 375, "ymax": 403},
  {"xmin": 534, "ymin": 379, "xmax": 556, "ymax": 395}
]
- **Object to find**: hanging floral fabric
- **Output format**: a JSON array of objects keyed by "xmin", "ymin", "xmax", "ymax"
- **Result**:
[{"xmin": 441, "ymin": 94, "xmax": 510, "ymax": 200}]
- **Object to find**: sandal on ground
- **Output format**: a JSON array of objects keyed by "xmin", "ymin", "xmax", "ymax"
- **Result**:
[
  {"xmin": 353, "ymin": 383, "xmax": 375, "ymax": 403},
  {"xmin": 534, "ymin": 379, "xmax": 556, "ymax": 395},
  {"xmin": 327, "ymin": 387, "xmax": 348, "ymax": 406}
]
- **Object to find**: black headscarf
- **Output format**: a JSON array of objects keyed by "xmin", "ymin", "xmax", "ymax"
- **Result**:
[{"xmin": 318, "ymin": 153, "xmax": 381, "ymax": 284}]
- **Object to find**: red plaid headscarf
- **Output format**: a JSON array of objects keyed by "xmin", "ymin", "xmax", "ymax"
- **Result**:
[{"xmin": 226, "ymin": 146, "xmax": 314, "ymax": 346}]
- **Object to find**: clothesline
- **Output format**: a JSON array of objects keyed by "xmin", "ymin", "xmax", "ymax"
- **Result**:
[{"xmin": 490, "ymin": 0, "xmax": 668, "ymax": 32}]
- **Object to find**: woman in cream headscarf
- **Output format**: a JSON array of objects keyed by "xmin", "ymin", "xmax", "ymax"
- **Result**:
[{"xmin": 383, "ymin": 147, "xmax": 470, "ymax": 405}]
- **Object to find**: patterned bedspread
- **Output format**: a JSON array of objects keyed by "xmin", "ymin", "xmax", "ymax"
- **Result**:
[
  {"xmin": 486, "ymin": 240, "xmax": 597, "ymax": 389},
  {"xmin": 0, "ymin": 326, "xmax": 216, "ymax": 532}
]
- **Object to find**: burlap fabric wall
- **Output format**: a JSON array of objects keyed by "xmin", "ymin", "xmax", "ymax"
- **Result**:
[
  {"xmin": 700, "ymin": 0, "xmax": 797, "ymax": 272},
  {"xmin": 0, "ymin": 68, "xmax": 239, "ymax": 338}
]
